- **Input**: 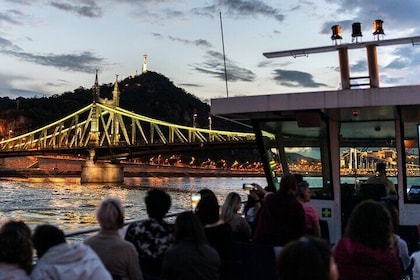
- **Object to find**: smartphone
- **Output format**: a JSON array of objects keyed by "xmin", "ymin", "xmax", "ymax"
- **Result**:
[{"xmin": 243, "ymin": 183, "xmax": 255, "ymax": 191}]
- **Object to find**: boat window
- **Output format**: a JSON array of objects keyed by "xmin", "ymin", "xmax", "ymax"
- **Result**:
[
  {"xmin": 403, "ymin": 122, "xmax": 420, "ymax": 203},
  {"xmin": 253, "ymin": 116, "xmax": 332, "ymax": 199},
  {"xmin": 339, "ymin": 120, "xmax": 397, "ymax": 193}
]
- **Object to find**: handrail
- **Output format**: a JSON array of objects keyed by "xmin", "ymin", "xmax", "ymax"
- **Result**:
[{"xmin": 64, "ymin": 211, "xmax": 182, "ymax": 238}]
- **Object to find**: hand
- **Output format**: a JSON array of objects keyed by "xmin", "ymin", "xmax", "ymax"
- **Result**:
[{"xmin": 251, "ymin": 183, "xmax": 267, "ymax": 197}]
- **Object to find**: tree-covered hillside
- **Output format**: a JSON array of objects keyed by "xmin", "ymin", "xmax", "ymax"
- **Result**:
[{"xmin": 0, "ymin": 71, "xmax": 250, "ymax": 138}]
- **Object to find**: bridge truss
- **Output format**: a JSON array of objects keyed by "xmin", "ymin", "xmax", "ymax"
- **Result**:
[{"xmin": 0, "ymin": 102, "xmax": 256, "ymax": 157}]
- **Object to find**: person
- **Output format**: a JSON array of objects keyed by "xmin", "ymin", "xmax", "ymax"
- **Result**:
[
  {"xmin": 125, "ymin": 189, "xmax": 173, "ymax": 279},
  {"xmin": 195, "ymin": 188, "xmax": 235, "ymax": 279},
  {"xmin": 277, "ymin": 236, "xmax": 339, "ymax": 280},
  {"xmin": 0, "ymin": 220, "xmax": 33, "ymax": 280},
  {"xmin": 366, "ymin": 162, "xmax": 397, "ymax": 194},
  {"xmin": 84, "ymin": 197, "xmax": 143, "ymax": 280},
  {"xmin": 253, "ymin": 174, "xmax": 306, "ymax": 246},
  {"xmin": 296, "ymin": 181, "xmax": 321, "ymax": 237},
  {"xmin": 31, "ymin": 224, "xmax": 112, "ymax": 280},
  {"xmin": 161, "ymin": 211, "xmax": 221, "ymax": 280},
  {"xmin": 243, "ymin": 183, "xmax": 266, "ymax": 232},
  {"xmin": 220, "ymin": 192, "xmax": 252, "ymax": 242},
  {"xmin": 381, "ymin": 201, "xmax": 411, "ymax": 273},
  {"xmin": 333, "ymin": 200, "xmax": 401, "ymax": 280}
]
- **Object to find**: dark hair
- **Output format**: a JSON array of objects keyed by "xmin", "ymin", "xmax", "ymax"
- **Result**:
[
  {"xmin": 0, "ymin": 220, "xmax": 33, "ymax": 274},
  {"xmin": 345, "ymin": 200, "xmax": 393, "ymax": 249},
  {"xmin": 297, "ymin": 181, "xmax": 309, "ymax": 199},
  {"xmin": 376, "ymin": 162, "xmax": 386, "ymax": 173},
  {"xmin": 174, "ymin": 211, "xmax": 207, "ymax": 244},
  {"xmin": 145, "ymin": 189, "xmax": 171, "ymax": 221},
  {"xmin": 32, "ymin": 224, "xmax": 66, "ymax": 258},
  {"xmin": 277, "ymin": 236, "xmax": 332, "ymax": 280},
  {"xmin": 294, "ymin": 174, "xmax": 304, "ymax": 184},
  {"xmin": 195, "ymin": 189, "xmax": 220, "ymax": 225},
  {"xmin": 279, "ymin": 174, "xmax": 298, "ymax": 197}
]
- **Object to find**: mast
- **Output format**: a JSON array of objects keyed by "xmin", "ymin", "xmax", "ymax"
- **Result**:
[{"xmin": 219, "ymin": 11, "xmax": 229, "ymax": 98}]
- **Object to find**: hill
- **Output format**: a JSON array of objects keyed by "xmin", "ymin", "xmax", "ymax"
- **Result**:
[{"xmin": 0, "ymin": 71, "xmax": 250, "ymax": 138}]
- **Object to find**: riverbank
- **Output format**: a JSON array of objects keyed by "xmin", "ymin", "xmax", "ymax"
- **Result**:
[{"xmin": 0, "ymin": 156, "xmax": 264, "ymax": 179}]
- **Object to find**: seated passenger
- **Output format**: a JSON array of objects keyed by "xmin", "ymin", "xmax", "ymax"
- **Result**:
[
  {"xmin": 366, "ymin": 162, "xmax": 396, "ymax": 194},
  {"xmin": 0, "ymin": 220, "xmax": 33, "ymax": 280},
  {"xmin": 333, "ymin": 200, "xmax": 401, "ymax": 280},
  {"xmin": 195, "ymin": 189, "xmax": 235, "ymax": 279},
  {"xmin": 253, "ymin": 174, "xmax": 306, "ymax": 246},
  {"xmin": 296, "ymin": 181, "xmax": 321, "ymax": 237},
  {"xmin": 382, "ymin": 201, "xmax": 411, "ymax": 273},
  {"xmin": 31, "ymin": 224, "xmax": 112, "ymax": 280},
  {"xmin": 125, "ymin": 189, "xmax": 173, "ymax": 279},
  {"xmin": 220, "ymin": 192, "xmax": 252, "ymax": 242},
  {"xmin": 277, "ymin": 236, "xmax": 338, "ymax": 280},
  {"xmin": 84, "ymin": 197, "xmax": 143, "ymax": 280},
  {"xmin": 161, "ymin": 211, "xmax": 221, "ymax": 280}
]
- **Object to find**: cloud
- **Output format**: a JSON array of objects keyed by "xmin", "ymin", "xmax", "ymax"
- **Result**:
[
  {"xmin": 193, "ymin": 50, "xmax": 255, "ymax": 82},
  {"xmin": 167, "ymin": 36, "xmax": 213, "ymax": 48},
  {"xmin": 324, "ymin": 0, "xmax": 420, "ymax": 35},
  {"xmin": 50, "ymin": 0, "xmax": 102, "ymax": 18},
  {"xmin": 0, "ymin": 9, "xmax": 25, "ymax": 25},
  {"xmin": 385, "ymin": 46, "xmax": 420, "ymax": 69},
  {"xmin": 192, "ymin": 0, "xmax": 284, "ymax": 22},
  {"xmin": 273, "ymin": 69, "xmax": 327, "ymax": 87},
  {"xmin": 2, "ymin": 50, "xmax": 103, "ymax": 73},
  {"xmin": 0, "ymin": 37, "xmax": 22, "ymax": 52}
]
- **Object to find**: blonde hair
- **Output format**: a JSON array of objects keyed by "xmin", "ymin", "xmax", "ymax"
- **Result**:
[
  {"xmin": 96, "ymin": 197, "xmax": 124, "ymax": 230},
  {"xmin": 220, "ymin": 192, "xmax": 242, "ymax": 223}
]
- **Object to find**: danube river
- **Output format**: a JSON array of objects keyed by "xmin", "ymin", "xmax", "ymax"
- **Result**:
[{"xmin": 0, "ymin": 177, "xmax": 268, "ymax": 238}]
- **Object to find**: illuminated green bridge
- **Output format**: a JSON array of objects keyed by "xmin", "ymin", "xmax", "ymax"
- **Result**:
[{"xmin": 0, "ymin": 74, "xmax": 257, "ymax": 162}]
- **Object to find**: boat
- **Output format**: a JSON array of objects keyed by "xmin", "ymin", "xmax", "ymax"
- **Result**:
[{"xmin": 211, "ymin": 33, "xmax": 420, "ymax": 246}]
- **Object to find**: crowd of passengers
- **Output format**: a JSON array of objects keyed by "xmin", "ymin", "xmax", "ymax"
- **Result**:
[{"xmin": 1, "ymin": 173, "xmax": 420, "ymax": 280}]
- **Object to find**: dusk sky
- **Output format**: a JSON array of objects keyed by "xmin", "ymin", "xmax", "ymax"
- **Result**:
[{"xmin": 1, "ymin": 0, "xmax": 419, "ymax": 103}]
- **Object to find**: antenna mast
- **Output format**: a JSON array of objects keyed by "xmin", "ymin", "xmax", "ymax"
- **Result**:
[{"xmin": 219, "ymin": 11, "xmax": 229, "ymax": 97}]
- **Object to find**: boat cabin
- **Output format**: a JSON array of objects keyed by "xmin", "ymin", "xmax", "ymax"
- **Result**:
[{"xmin": 211, "ymin": 35, "xmax": 420, "ymax": 245}]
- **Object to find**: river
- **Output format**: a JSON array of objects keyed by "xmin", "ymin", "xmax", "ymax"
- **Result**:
[{"xmin": 0, "ymin": 177, "xmax": 268, "ymax": 239}]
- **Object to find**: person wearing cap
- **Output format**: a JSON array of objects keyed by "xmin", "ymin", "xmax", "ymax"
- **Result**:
[{"xmin": 366, "ymin": 162, "xmax": 396, "ymax": 195}]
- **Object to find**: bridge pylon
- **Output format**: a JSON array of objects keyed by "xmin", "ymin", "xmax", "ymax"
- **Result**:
[{"xmin": 81, "ymin": 149, "xmax": 124, "ymax": 183}]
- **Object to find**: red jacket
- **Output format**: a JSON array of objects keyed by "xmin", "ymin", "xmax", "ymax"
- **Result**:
[{"xmin": 333, "ymin": 237, "xmax": 401, "ymax": 280}]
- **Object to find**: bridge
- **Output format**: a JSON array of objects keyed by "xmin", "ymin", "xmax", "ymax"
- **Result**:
[{"xmin": 0, "ymin": 73, "xmax": 260, "ymax": 183}]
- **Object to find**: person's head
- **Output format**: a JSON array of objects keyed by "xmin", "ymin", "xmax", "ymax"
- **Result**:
[
  {"xmin": 32, "ymin": 224, "xmax": 66, "ymax": 258},
  {"xmin": 97, "ymin": 197, "xmax": 124, "ymax": 230},
  {"xmin": 174, "ymin": 211, "xmax": 207, "ymax": 244},
  {"xmin": 376, "ymin": 162, "xmax": 387, "ymax": 174},
  {"xmin": 345, "ymin": 199, "xmax": 393, "ymax": 249},
  {"xmin": 381, "ymin": 201, "xmax": 400, "ymax": 234},
  {"xmin": 294, "ymin": 174, "xmax": 304, "ymax": 184},
  {"xmin": 195, "ymin": 189, "xmax": 220, "ymax": 225},
  {"xmin": 0, "ymin": 220, "xmax": 33, "ymax": 274},
  {"xmin": 279, "ymin": 174, "xmax": 298, "ymax": 197},
  {"xmin": 277, "ymin": 236, "xmax": 338, "ymax": 280},
  {"xmin": 220, "ymin": 192, "xmax": 242, "ymax": 222},
  {"xmin": 297, "ymin": 181, "xmax": 311, "ymax": 202},
  {"xmin": 145, "ymin": 189, "xmax": 171, "ymax": 221}
]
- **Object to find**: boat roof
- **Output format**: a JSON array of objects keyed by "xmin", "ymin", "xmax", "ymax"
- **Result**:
[{"xmin": 211, "ymin": 85, "xmax": 420, "ymax": 142}]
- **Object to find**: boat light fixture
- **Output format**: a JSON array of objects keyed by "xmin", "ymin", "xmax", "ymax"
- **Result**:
[
  {"xmin": 373, "ymin": 19, "xmax": 384, "ymax": 40},
  {"xmin": 331, "ymin": 25, "xmax": 343, "ymax": 44},
  {"xmin": 351, "ymin": 22, "xmax": 363, "ymax": 43}
]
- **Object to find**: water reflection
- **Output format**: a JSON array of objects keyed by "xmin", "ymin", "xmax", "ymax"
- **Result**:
[{"xmin": 0, "ymin": 177, "xmax": 267, "ymax": 234}]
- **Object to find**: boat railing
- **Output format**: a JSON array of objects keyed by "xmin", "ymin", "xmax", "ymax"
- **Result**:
[{"xmin": 64, "ymin": 211, "xmax": 182, "ymax": 238}]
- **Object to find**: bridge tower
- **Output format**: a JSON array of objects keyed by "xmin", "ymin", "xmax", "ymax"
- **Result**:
[
  {"xmin": 89, "ymin": 69, "xmax": 100, "ymax": 146},
  {"xmin": 111, "ymin": 75, "xmax": 120, "ymax": 145}
]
